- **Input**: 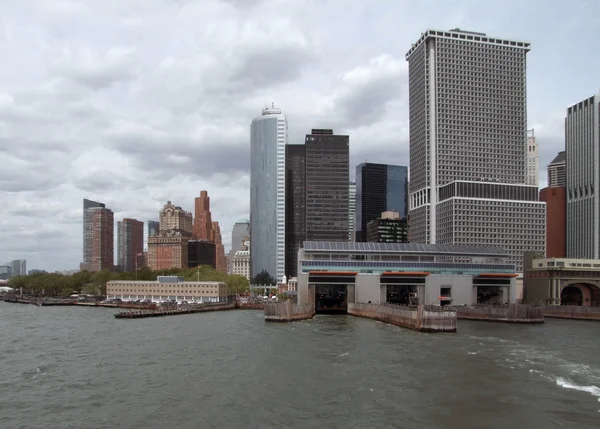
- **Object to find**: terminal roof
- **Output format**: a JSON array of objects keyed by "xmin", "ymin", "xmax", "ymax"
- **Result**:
[{"xmin": 303, "ymin": 241, "xmax": 508, "ymax": 257}]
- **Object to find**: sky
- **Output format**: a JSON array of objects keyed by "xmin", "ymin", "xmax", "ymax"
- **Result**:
[{"xmin": 1, "ymin": 0, "xmax": 599, "ymax": 272}]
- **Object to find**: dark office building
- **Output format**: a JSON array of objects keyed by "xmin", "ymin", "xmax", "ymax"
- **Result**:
[
  {"xmin": 285, "ymin": 144, "xmax": 306, "ymax": 277},
  {"xmin": 305, "ymin": 129, "xmax": 349, "ymax": 242},
  {"xmin": 367, "ymin": 213, "xmax": 409, "ymax": 243},
  {"xmin": 188, "ymin": 240, "xmax": 216, "ymax": 269},
  {"xmin": 148, "ymin": 220, "xmax": 160, "ymax": 238},
  {"xmin": 355, "ymin": 163, "xmax": 408, "ymax": 242}
]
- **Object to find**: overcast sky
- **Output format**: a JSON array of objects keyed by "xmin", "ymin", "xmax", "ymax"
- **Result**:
[{"xmin": 1, "ymin": 0, "xmax": 599, "ymax": 272}]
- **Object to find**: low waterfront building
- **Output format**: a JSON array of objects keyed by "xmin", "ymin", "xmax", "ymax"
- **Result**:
[
  {"xmin": 297, "ymin": 241, "xmax": 516, "ymax": 312},
  {"xmin": 107, "ymin": 276, "xmax": 229, "ymax": 304},
  {"xmin": 524, "ymin": 256, "xmax": 600, "ymax": 306}
]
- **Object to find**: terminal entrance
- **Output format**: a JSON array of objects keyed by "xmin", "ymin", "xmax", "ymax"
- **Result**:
[
  {"xmin": 386, "ymin": 285, "xmax": 417, "ymax": 305},
  {"xmin": 315, "ymin": 284, "xmax": 347, "ymax": 314}
]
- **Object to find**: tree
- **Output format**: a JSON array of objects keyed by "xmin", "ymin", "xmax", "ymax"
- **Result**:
[
  {"xmin": 227, "ymin": 275, "xmax": 250, "ymax": 295},
  {"xmin": 251, "ymin": 270, "xmax": 276, "ymax": 285}
]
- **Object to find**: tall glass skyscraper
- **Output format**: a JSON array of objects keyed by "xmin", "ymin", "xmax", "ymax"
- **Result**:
[
  {"xmin": 250, "ymin": 105, "xmax": 287, "ymax": 282},
  {"xmin": 355, "ymin": 163, "xmax": 408, "ymax": 242}
]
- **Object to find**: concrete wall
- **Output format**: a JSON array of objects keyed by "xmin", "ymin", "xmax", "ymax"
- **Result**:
[
  {"xmin": 424, "ymin": 275, "xmax": 473, "ymax": 305},
  {"xmin": 355, "ymin": 275, "xmax": 382, "ymax": 304},
  {"xmin": 523, "ymin": 278, "xmax": 550, "ymax": 303}
]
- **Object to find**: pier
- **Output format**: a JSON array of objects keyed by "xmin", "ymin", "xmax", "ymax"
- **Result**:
[
  {"xmin": 347, "ymin": 303, "xmax": 457, "ymax": 333},
  {"xmin": 114, "ymin": 302, "xmax": 237, "ymax": 319},
  {"xmin": 264, "ymin": 301, "xmax": 315, "ymax": 322},
  {"xmin": 544, "ymin": 305, "xmax": 600, "ymax": 321},
  {"xmin": 454, "ymin": 304, "xmax": 545, "ymax": 324}
]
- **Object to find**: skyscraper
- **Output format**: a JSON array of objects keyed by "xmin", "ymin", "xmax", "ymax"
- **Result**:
[
  {"xmin": 355, "ymin": 163, "xmax": 408, "ymax": 242},
  {"xmin": 10, "ymin": 260, "xmax": 26, "ymax": 277},
  {"xmin": 211, "ymin": 221, "xmax": 226, "ymax": 272},
  {"xmin": 81, "ymin": 200, "xmax": 114, "ymax": 272},
  {"xmin": 148, "ymin": 201, "xmax": 192, "ymax": 270},
  {"xmin": 148, "ymin": 220, "xmax": 160, "ymax": 238},
  {"xmin": 193, "ymin": 190, "xmax": 213, "ymax": 240},
  {"xmin": 406, "ymin": 28, "xmax": 545, "ymax": 271},
  {"xmin": 285, "ymin": 144, "xmax": 306, "ymax": 277},
  {"xmin": 250, "ymin": 105, "xmax": 287, "ymax": 282},
  {"xmin": 305, "ymin": 129, "xmax": 349, "ymax": 242},
  {"xmin": 228, "ymin": 221, "xmax": 250, "ymax": 274},
  {"xmin": 566, "ymin": 93, "xmax": 600, "ymax": 259},
  {"xmin": 117, "ymin": 218, "xmax": 144, "ymax": 272},
  {"xmin": 548, "ymin": 151, "xmax": 566, "ymax": 187},
  {"xmin": 159, "ymin": 201, "xmax": 193, "ymax": 236},
  {"xmin": 349, "ymin": 181, "xmax": 356, "ymax": 241},
  {"xmin": 526, "ymin": 129, "xmax": 539, "ymax": 186}
]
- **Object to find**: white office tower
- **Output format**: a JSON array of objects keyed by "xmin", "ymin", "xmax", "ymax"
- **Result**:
[
  {"xmin": 406, "ymin": 28, "xmax": 545, "ymax": 271},
  {"xmin": 566, "ymin": 94, "xmax": 600, "ymax": 259},
  {"xmin": 250, "ymin": 105, "xmax": 288, "ymax": 282},
  {"xmin": 349, "ymin": 181, "xmax": 356, "ymax": 241},
  {"xmin": 526, "ymin": 129, "xmax": 539, "ymax": 186}
]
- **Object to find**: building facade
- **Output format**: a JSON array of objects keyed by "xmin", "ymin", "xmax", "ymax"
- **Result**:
[
  {"xmin": 81, "ymin": 200, "xmax": 114, "ymax": 272},
  {"xmin": 148, "ymin": 221, "xmax": 160, "ymax": 238},
  {"xmin": 117, "ymin": 218, "xmax": 144, "ymax": 272},
  {"xmin": 193, "ymin": 190, "xmax": 212, "ymax": 241},
  {"xmin": 566, "ymin": 94, "xmax": 600, "ymax": 259},
  {"xmin": 539, "ymin": 186, "xmax": 566, "ymax": 258},
  {"xmin": 355, "ymin": 163, "xmax": 408, "ymax": 242},
  {"xmin": 349, "ymin": 181, "xmax": 356, "ymax": 241},
  {"xmin": 405, "ymin": 28, "xmax": 545, "ymax": 272},
  {"xmin": 107, "ymin": 276, "xmax": 229, "ymax": 304},
  {"xmin": 526, "ymin": 129, "xmax": 539, "ymax": 186},
  {"xmin": 211, "ymin": 221, "xmax": 226, "ymax": 272},
  {"xmin": 548, "ymin": 151, "xmax": 566, "ymax": 187},
  {"xmin": 159, "ymin": 201, "xmax": 193, "ymax": 236},
  {"xmin": 285, "ymin": 144, "xmax": 306, "ymax": 278},
  {"xmin": 148, "ymin": 232, "xmax": 188, "ymax": 270},
  {"xmin": 232, "ymin": 240, "xmax": 250, "ymax": 280},
  {"xmin": 10, "ymin": 260, "xmax": 26, "ymax": 277},
  {"xmin": 188, "ymin": 240, "xmax": 216, "ymax": 269},
  {"xmin": 305, "ymin": 129, "xmax": 349, "ymax": 243},
  {"xmin": 297, "ymin": 241, "xmax": 517, "ymax": 310},
  {"xmin": 250, "ymin": 105, "xmax": 287, "ymax": 282},
  {"xmin": 366, "ymin": 211, "xmax": 409, "ymax": 243},
  {"xmin": 228, "ymin": 221, "xmax": 250, "ymax": 274}
]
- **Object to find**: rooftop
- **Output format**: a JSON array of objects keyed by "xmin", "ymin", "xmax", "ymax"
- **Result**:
[
  {"xmin": 303, "ymin": 241, "xmax": 508, "ymax": 257},
  {"xmin": 549, "ymin": 151, "xmax": 566, "ymax": 165}
]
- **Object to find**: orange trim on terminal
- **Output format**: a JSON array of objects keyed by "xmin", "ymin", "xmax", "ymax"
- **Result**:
[
  {"xmin": 381, "ymin": 271, "xmax": 430, "ymax": 276},
  {"xmin": 308, "ymin": 271, "xmax": 358, "ymax": 276},
  {"xmin": 477, "ymin": 273, "xmax": 518, "ymax": 278}
]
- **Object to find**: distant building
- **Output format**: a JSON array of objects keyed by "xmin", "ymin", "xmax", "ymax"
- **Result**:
[
  {"xmin": 148, "ymin": 201, "xmax": 193, "ymax": 270},
  {"xmin": 117, "ymin": 218, "xmax": 144, "ymax": 272},
  {"xmin": 188, "ymin": 240, "xmax": 216, "ymax": 269},
  {"xmin": 81, "ymin": 199, "xmax": 114, "ymax": 272},
  {"xmin": 526, "ymin": 129, "xmax": 539, "ymax": 186},
  {"xmin": 540, "ymin": 187, "xmax": 566, "ymax": 258},
  {"xmin": 211, "ymin": 221, "xmax": 226, "ymax": 273},
  {"xmin": 193, "ymin": 190, "xmax": 212, "ymax": 241},
  {"xmin": 228, "ymin": 221, "xmax": 250, "ymax": 274},
  {"xmin": 349, "ymin": 181, "xmax": 356, "ymax": 241},
  {"xmin": 285, "ymin": 143, "xmax": 306, "ymax": 278},
  {"xmin": 0, "ymin": 265, "xmax": 11, "ymax": 280},
  {"xmin": 148, "ymin": 221, "xmax": 160, "ymax": 238},
  {"xmin": 10, "ymin": 260, "xmax": 26, "ymax": 277},
  {"xmin": 232, "ymin": 240, "xmax": 250, "ymax": 280},
  {"xmin": 566, "ymin": 93, "xmax": 600, "ymax": 259},
  {"xmin": 366, "ymin": 211, "xmax": 409, "ymax": 243},
  {"xmin": 250, "ymin": 105, "xmax": 287, "ymax": 282},
  {"xmin": 547, "ymin": 151, "xmax": 566, "ymax": 188},
  {"xmin": 107, "ymin": 276, "xmax": 229, "ymax": 304},
  {"xmin": 355, "ymin": 162, "xmax": 408, "ymax": 242},
  {"xmin": 82, "ymin": 199, "xmax": 114, "ymax": 272}
]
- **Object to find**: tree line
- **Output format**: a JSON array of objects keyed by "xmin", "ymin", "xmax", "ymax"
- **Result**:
[{"xmin": 7, "ymin": 265, "xmax": 251, "ymax": 297}]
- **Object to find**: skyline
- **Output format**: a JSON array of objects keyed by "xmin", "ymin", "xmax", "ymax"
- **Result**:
[{"xmin": 1, "ymin": 0, "xmax": 600, "ymax": 271}]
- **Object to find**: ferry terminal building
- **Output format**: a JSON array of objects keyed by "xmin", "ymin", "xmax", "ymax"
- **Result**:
[{"xmin": 296, "ymin": 242, "xmax": 517, "ymax": 312}]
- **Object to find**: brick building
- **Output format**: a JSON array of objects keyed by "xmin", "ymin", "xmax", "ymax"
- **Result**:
[{"xmin": 539, "ymin": 186, "xmax": 566, "ymax": 258}]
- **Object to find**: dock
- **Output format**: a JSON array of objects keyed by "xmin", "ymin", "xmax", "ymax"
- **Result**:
[{"xmin": 114, "ymin": 302, "xmax": 236, "ymax": 319}]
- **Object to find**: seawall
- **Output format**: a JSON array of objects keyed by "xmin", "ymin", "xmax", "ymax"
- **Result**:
[
  {"xmin": 347, "ymin": 303, "xmax": 457, "ymax": 333},
  {"xmin": 264, "ymin": 301, "xmax": 315, "ymax": 322},
  {"xmin": 454, "ymin": 304, "xmax": 544, "ymax": 324},
  {"xmin": 544, "ymin": 305, "xmax": 600, "ymax": 321}
]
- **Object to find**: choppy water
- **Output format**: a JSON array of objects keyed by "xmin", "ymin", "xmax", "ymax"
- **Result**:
[{"xmin": 0, "ymin": 302, "xmax": 599, "ymax": 429}]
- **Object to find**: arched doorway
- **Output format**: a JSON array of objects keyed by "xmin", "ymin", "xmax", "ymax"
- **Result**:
[{"xmin": 560, "ymin": 283, "xmax": 600, "ymax": 307}]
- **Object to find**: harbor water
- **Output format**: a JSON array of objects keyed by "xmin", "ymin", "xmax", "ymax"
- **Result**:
[{"xmin": 0, "ymin": 302, "xmax": 599, "ymax": 429}]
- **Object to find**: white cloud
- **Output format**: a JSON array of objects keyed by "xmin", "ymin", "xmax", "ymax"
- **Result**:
[{"xmin": 1, "ymin": 0, "xmax": 599, "ymax": 270}]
